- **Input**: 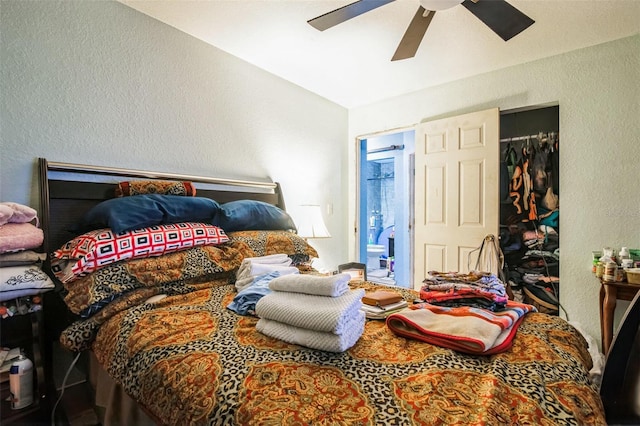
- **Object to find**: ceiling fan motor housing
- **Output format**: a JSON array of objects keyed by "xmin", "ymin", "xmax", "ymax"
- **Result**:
[{"xmin": 419, "ymin": 0, "xmax": 464, "ymax": 11}]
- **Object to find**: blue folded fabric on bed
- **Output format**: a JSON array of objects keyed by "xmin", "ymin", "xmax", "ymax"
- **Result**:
[
  {"xmin": 77, "ymin": 194, "xmax": 222, "ymax": 234},
  {"xmin": 227, "ymin": 271, "xmax": 280, "ymax": 316}
]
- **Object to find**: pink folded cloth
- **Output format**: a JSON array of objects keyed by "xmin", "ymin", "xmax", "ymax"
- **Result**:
[
  {"xmin": 386, "ymin": 301, "xmax": 536, "ymax": 355},
  {"xmin": 0, "ymin": 202, "xmax": 38, "ymax": 226},
  {"xmin": 0, "ymin": 223, "xmax": 44, "ymax": 254}
]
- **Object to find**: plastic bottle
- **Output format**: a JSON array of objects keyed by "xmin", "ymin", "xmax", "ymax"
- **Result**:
[
  {"xmin": 619, "ymin": 247, "xmax": 630, "ymax": 263},
  {"xmin": 9, "ymin": 355, "xmax": 33, "ymax": 410},
  {"xmin": 603, "ymin": 261, "xmax": 617, "ymax": 283}
]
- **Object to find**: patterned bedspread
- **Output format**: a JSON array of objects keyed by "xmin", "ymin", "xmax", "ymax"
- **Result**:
[{"xmin": 77, "ymin": 280, "xmax": 605, "ymax": 425}]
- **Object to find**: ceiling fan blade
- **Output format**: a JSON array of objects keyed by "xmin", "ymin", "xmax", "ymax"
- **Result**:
[
  {"xmin": 461, "ymin": 0, "xmax": 534, "ymax": 41},
  {"xmin": 392, "ymin": 7, "xmax": 435, "ymax": 61},
  {"xmin": 308, "ymin": 0, "xmax": 395, "ymax": 31}
]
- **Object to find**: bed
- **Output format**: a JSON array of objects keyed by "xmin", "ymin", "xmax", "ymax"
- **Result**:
[{"xmin": 38, "ymin": 158, "xmax": 606, "ymax": 425}]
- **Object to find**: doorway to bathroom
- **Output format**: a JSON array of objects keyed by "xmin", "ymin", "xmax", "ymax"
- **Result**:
[{"xmin": 358, "ymin": 130, "xmax": 415, "ymax": 288}]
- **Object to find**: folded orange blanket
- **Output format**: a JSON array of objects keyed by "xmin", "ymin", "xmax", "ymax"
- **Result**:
[{"xmin": 386, "ymin": 301, "xmax": 536, "ymax": 355}]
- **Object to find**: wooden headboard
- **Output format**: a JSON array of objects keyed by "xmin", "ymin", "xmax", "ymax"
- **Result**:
[{"xmin": 38, "ymin": 158, "xmax": 285, "ymax": 256}]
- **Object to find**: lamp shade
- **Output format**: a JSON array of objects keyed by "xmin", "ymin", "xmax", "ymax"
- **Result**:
[{"xmin": 296, "ymin": 205, "xmax": 331, "ymax": 239}]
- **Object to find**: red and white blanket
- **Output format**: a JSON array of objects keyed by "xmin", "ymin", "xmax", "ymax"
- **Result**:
[{"xmin": 386, "ymin": 300, "xmax": 537, "ymax": 355}]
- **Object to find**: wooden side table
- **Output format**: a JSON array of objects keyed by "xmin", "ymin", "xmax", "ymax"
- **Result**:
[{"xmin": 599, "ymin": 279, "xmax": 640, "ymax": 355}]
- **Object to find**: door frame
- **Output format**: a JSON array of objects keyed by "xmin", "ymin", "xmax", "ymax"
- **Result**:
[{"xmin": 355, "ymin": 124, "xmax": 416, "ymax": 286}]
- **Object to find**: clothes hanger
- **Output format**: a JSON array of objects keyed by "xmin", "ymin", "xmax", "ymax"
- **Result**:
[{"xmin": 522, "ymin": 141, "xmax": 528, "ymax": 161}]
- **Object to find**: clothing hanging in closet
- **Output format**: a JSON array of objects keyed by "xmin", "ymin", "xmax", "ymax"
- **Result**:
[
  {"xmin": 501, "ymin": 132, "xmax": 559, "ymax": 226},
  {"xmin": 499, "ymin": 132, "xmax": 560, "ymax": 315}
]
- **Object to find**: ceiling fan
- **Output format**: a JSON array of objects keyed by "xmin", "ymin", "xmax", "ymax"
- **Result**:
[{"xmin": 308, "ymin": 0, "xmax": 534, "ymax": 61}]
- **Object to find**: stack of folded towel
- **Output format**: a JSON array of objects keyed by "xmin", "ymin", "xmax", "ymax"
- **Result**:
[
  {"xmin": 1, "ymin": 202, "xmax": 53, "ymax": 305},
  {"xmin": 235, "ymin": 254, "xmax": 299, "ymax": 292},
  {"xmin": 255, "ymin": 273, "xmax": 366, "ymax": 353}
]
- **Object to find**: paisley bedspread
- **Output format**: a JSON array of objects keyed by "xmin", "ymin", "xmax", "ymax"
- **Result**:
[{"xmin": 77, "ymin": 279, "xmax": 607, "ymax": 426}]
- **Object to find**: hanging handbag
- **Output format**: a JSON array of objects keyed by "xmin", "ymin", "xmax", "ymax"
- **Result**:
[{"xmin": 468, "ymin": 234, "xmax": 513, "ymax": 299}]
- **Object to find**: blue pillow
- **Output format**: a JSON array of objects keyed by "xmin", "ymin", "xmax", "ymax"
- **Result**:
[
  {"xmin": 80, "ymin": 194, "xmax": 222, "ymax": 234},
  {"xmin": 216, "ymin": 200, "xmax": 297, "ymax": 232}
]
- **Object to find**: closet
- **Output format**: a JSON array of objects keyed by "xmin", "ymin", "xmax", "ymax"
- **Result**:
[{"xmin": 500, "ymin": 106, "xmax": 560, "ymax": 315}]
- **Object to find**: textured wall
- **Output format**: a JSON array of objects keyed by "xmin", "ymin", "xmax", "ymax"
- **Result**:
[
  {"xmin": 349, "ymin": 34, "xmax": 640, "ymax": 347},
  {"xmin": 2, "ymin": 0, "xmax": 638, "ymax": 348},
  {"xmin": 1, "ymin": 0, "xmax": 348, "ymax": 271}
]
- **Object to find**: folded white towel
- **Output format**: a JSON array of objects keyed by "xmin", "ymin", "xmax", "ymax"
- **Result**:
[
  {"xmin": 234, "ymin": 275, "xmax": 256, "ymax": 293},
  {"xmin": 242, "ymin": 254, "xmax": 292, "ymax": 265},
  {"xmin": 238, "ymin": 255, "xmax": 292, "ymax": 276},
  {"xmin": 268, "ymin": 273, "xmax": 350, "ymax": 297},
  {"xmin": 236, "ymin": 264, "xmax": 299, "ymax": 291},
  {"xmin": 240, "ymin": 263, "xmax": 298, "ymax": 280},
  {"xmin": 255, "ymin": 289, "xmax": 365, "ymax": 334},
  {"xmin": 237, "ymin": 255, "xmax": 292, "ymax": 276},
  {"xmin": 256, "ymin": 310, "xmax": 366, "ymax": 353},
  {"xmin": 235, "ymin": 254, "xmax": 298, "ymax": 291}
]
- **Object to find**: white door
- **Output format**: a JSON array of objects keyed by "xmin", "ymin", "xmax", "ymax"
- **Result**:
[{"xmin": 413, "ymin": 108, "xmax": 500, "ymax": 289}]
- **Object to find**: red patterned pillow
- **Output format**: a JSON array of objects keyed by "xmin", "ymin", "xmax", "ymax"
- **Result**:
[{"xmin": 51, "ymin": 223, "xmax": 228, "ymax": 283}]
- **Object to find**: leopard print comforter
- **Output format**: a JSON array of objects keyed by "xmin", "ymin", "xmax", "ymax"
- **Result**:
[{"xmin": 74, "ymin": 280, "xmax": 607, "ymax": 425}]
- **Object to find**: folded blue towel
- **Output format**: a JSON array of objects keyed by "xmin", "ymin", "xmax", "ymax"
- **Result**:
[{"xmin": 227, "ymin": 271, "xmax": 280, "ymax": 316}]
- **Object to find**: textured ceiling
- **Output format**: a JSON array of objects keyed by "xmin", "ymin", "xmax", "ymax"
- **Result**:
[{"xmin": 121, "ymin": 0, "xmax": 640, "ymax": 108}]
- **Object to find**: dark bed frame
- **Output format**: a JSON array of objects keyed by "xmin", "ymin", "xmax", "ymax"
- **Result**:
[
  {"xmin": 38, "ymin": 157, "xmax": 286, "ymax": 256},
  {"xmin": 37, "ymin": 157, "xmax": 288, "ymax": 422}
]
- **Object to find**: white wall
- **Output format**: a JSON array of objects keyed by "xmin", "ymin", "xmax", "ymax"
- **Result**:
[
  {"xmin": 349, "ymin": 34, "xmax": 640, "ymax": 347},
  {"xmin": 0, "ymin": 0, "xmax": 348, "ymax": 271},
  {"xmin": 2, "ymin": 0, "xmax": 638, "ymax": 349}
]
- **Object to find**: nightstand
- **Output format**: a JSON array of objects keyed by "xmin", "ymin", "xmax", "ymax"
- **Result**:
[
  {"xmin": 599, "ymin": 279, "xmax": 640, "ymax": 355},
  {"xmin": 0, "ymin": 299, "xmax": 50, "ymax": 424}
]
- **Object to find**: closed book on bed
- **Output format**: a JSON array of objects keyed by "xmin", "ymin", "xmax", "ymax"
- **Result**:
[{"xmin": 362, "ymin": 290, "xmax": 402, "ymax": 307}]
